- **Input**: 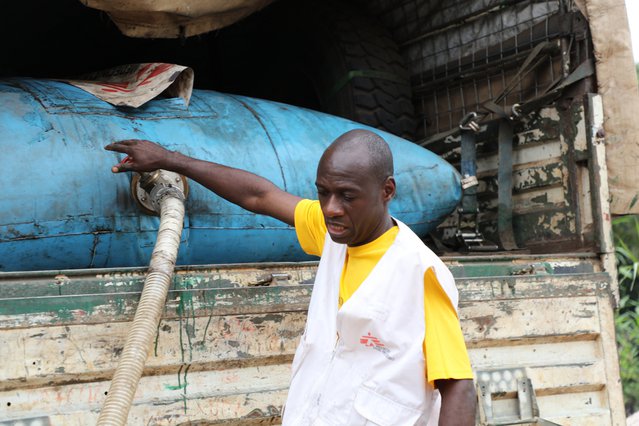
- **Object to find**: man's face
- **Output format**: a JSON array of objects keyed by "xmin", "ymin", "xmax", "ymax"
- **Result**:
[{"xmin": 315, "ymin": 149, "xmax": 395, "ymax": 246}]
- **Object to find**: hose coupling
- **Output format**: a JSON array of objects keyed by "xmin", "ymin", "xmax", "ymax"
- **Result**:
[{"xmin": 131, "ymin": 169, "xmax": 189, "ymax": 215}]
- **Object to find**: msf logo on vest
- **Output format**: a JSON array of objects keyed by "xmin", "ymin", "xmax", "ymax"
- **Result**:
[{"xmin": 360, "ymin": 332, "xmax": 395, "ymax": 360}]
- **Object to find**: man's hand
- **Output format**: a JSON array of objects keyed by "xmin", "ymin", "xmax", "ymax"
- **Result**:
[
  {"xmin": 104, "ymin": 139, "xmax": 301, "ymax": 225},
  {"xmin": 105, "ymin": 139, "xmax": 176, "ymax": 173},
  {"xmin": 436, "ymin": 378, "xmax": 477, "ymax": 425}
]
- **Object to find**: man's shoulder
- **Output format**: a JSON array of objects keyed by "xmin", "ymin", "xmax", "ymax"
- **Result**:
[
  {"xmin": 394, "ymin": 221, "xmax": 434, "ymax": 255},
  {"xmin": 393, "ymin": 221, "xmax": 448, "ymax": 271}
]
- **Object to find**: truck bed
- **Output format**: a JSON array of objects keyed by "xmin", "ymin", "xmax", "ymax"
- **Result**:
[{"xmin": 0, "ymin": 254, "xmax": 624, "ymax": 425}]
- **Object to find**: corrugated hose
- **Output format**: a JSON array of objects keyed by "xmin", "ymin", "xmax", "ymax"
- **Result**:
[{"xmin": 97, "ymin": 172, "xmax": 186, "ymax": 426}]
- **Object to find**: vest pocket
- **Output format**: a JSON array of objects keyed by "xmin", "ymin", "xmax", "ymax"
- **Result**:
[{"xmin": 353, "ymin": 386, "xmax": 423, "ymax": 426}]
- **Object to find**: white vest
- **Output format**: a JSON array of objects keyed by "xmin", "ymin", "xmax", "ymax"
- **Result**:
[{"xmin": 283, "ymin": 220, "xmax": 459, "ymax": 426}]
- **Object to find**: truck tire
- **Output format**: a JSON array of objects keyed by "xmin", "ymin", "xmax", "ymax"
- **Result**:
[{"xmin": 284, "ymin": 0, "xmax": 416, "ymax": 140}]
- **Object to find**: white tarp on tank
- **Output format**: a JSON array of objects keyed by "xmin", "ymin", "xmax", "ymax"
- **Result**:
[{"xmin": 79, "ymin": 0, "xmax": 274, "ymax": 38}]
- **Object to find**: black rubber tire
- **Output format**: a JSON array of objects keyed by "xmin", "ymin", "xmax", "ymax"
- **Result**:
[{"xmin": 282, "ymin": 0, "xmax": 416, "ymax": 140}]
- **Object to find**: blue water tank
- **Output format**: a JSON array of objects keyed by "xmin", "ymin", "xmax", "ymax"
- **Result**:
[{"xmin": 0, "ymin": 79, "xmax": 461, "ymax": 272}]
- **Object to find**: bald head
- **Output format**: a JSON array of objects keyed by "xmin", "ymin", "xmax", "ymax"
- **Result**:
[
  {"xmin": 315, "ymin": 129, "xmax": 396, "ymax": 246},
  {"xmin": 320, "ymin": 129, "xmax": 394, "ymax": 184}
]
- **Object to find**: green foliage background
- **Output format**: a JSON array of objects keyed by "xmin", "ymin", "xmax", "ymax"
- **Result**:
[
  {"xmin": 616, "ymin": 63, "xmax": 639, "ymax": 415},
  {"xmin": 614, "ymin": 215, "xmax": 639, "ymax": 414}
]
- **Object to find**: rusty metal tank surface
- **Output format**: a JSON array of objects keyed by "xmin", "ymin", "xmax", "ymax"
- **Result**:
[{"xmin": 0, "ymin": 79, "xmax": 461, "ymax": 272}]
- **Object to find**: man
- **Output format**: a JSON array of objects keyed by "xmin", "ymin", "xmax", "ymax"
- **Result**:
[{"xmin": 105, "ymin": 129, "xmax": 476, "ymax": 425}]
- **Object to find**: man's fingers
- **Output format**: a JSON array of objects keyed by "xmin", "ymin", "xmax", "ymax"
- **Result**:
[
  {"xmin": 106, "ymin": 141, "xmax": 139, "ymax": 173},
  {"xmin": 105, "ymin": 143, "xmax": 129, "ymax": 154},
  {"xmin": 116, "ymin": 140, "xmax": 138, "ymax": 146},
  {"xmin": 111, "ymin": 156, "xmax": 133, "ymax": 173},
  {"xmin": 104, "ymin": 140, "xmax": 139, "ymax": 152}
]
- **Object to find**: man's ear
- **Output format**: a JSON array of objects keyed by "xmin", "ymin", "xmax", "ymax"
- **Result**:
[{"xmin": 382, "ymin": 176, "xmax": 396, "ymax": 202}]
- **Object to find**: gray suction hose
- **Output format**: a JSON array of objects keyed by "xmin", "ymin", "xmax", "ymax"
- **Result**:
[{"xmin": 98, "ymin": 170, "xmax": 187, "ymax": 426}]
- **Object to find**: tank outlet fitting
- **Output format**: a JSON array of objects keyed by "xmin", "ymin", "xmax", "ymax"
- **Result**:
[{"xmin": 131, "ymin": 170, "xmax": 189, "ymax": 215}]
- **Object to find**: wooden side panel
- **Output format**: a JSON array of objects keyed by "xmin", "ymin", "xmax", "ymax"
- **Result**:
[
  {"xmin": 431, "ymin": 104, "xmax": 596, "ymax": 252},
  {"xmin": 2, "ymin": 366, "xmax": 290, "ymax": 425},
  {"xmin": 0, "ymin": 261, "xmax": 625, "ymax": 425},
  {"xmin": 0, "ymin": 313, "xmax": 305, "ymax": 388},
  {"xmin": 459, "ymin": 271, "xmax": 624, "ymax": 425},
  {"xmin": 0, "ymin": 264, "xmax": 314, "ymax": 425}
]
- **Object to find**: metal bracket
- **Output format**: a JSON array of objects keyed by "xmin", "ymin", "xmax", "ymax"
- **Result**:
[
  {"xmin": 249, "ymin": 273, "xmax": 292, "ymax": 287},
  {"xmin": 461, "ymin": 175, "xmax": 479, "ymax": 190},
  {"xmin": 476, "ymin": 368, "xmax": 562, "ymax": 426},
  {"xmin": 455, "ymin": 208, "xmax": 499, "ymax": 252},
  {"xmin": 460, "ymin": 112, "xmax": 481, "ymax": 132}
]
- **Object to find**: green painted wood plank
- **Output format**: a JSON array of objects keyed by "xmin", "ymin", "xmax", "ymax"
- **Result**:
[{"xmin": 0, "ymin": 285, "xmax": 313, "ymax": 329}]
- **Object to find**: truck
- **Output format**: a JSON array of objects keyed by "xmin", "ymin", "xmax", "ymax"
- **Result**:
[{"xmin": 1, "ymin": 0, "xmax": 638, "ymax": 424}]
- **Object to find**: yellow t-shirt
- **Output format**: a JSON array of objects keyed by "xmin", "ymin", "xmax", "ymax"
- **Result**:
[{"xmin": 294, "ymin": 199, "xmax": 473, "ymax": 384}]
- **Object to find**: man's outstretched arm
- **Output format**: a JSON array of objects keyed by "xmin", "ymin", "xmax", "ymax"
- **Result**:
[
  {"xmin": 105, "ymin": 139, "xmax": 302, "ymax": 226},
  {"xmin": 436, "ymin": 378, "xmax": 477, "ymax": 425}
]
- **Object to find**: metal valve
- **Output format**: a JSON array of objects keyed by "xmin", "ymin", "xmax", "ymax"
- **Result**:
[{"xmin": 130, "ymin": 170, "xmax": 189, "ymax": 215}]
